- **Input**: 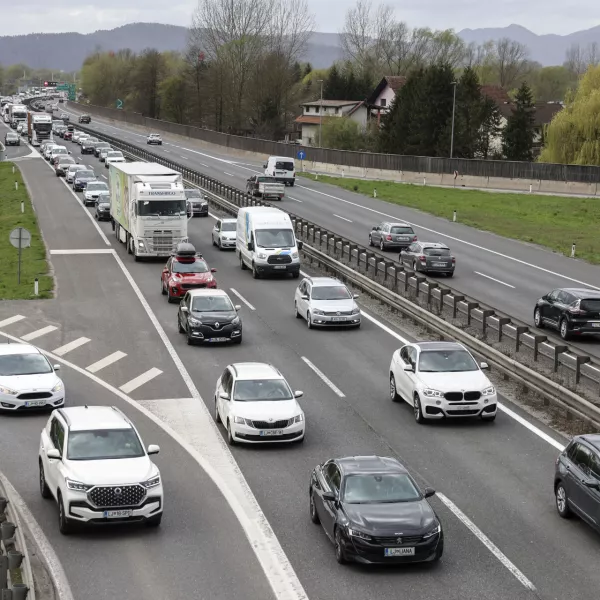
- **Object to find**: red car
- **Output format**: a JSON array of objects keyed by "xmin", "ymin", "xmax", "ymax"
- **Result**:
[
  {"xmin": 161, "ymin": 244, "xmax": 217, "ymax": 303},
  {"xmin": 63, "ymin": 131, "xmax": 73, "ymax": 141}
]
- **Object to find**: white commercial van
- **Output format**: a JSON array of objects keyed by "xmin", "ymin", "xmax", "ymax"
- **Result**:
[
  {"xmin": 237, "ymin": 206, "xmax": 302, "ymax": 279},
  {"xmin": 264, "ymin": 156, "xmax": 295, "ymax": 186}
]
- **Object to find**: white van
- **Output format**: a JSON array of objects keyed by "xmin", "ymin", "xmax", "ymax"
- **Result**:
[
  {"xmin": 237, "ymin": 206, "xmax": 302, "ymax": 279},
  {"xmin": 264, "ymin": 156, "xmax": 295, "ymax": 186}
]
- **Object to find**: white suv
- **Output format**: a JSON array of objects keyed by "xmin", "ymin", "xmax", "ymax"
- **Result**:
[
  {"xmin": 38, "ymin": 406, "xmax": 163, "ymax": 533},
  {"xmin": 389, "ymin": 341, "xmax": 497, "ymax": 423},
  {"xmin": 214, "ymin": 362, "xmax": 305, "ymax": 444}
]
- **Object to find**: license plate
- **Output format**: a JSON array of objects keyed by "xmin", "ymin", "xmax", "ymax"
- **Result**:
[
  {"xmin": 453, "ymin": 405, "xmax": 472, "ymax": 410},
  {"xmin": 103, "ymin": 509, "xmax": 132, "ymax": 519},
  {"xmin": 208, "ymin": 337, "xmax": 229, "ymax": 342},
  {"xmin": 396, "ymin": 236, "xmax": 409, "ymax": 241},
  {"xmin": 385, "ymin": 547, "xmax": 415, "ymax": 557},
  {"xmin": 432, "ymin": 262, "xmax": 447, "ymax": 267},
  {"xmin": 25, "ymin": 400, "xmax": 47, "ymax": 407},
  {"xmin": 331, "ymin": 317, "xmax": 347, "ymax": 321},
  {"xmin": 273, "ymin": 265, "xmax": 286, "ymax": 269},
  {"xmin": 592, "ymin": 323, "xmax": 600, "ymax": 328},
  {"xmin": 260, "ymin": 430, "xmax": 283, "ymax": 436}
]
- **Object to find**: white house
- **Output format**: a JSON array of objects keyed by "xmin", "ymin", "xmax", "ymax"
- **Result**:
[
  {"xmin": 366, "ymin": 76, "xmax": 407, "ymax": 123},
  {"xmin": 295, "ymin": 100, "xmax": 368, "ymax": 146}
]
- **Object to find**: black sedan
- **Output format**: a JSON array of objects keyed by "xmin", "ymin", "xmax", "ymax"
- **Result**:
[
  {"xmin": 73, "ymin": 170, "xmax": 96, "ymax": 191},
  {"xmin": 309, "ymin": 455, "xmax": 443, "ymax": 565},
  {"xmin": 95, "ymin": 200, "xmax": 111, "ymax": 221}
]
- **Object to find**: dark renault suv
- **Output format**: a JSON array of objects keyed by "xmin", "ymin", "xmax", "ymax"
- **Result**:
[
  {"xmin": 555, "ymin": 435, "xmax": 600, "ymax": 533},
  {"xmin": 534, "ymin": 288, "xmax": 600, "ymax": 340}
]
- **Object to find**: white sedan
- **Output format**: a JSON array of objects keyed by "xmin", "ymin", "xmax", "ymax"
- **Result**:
[{"xmin": 389, "ymin": 341, "xmax": 497, "ymax": 423}]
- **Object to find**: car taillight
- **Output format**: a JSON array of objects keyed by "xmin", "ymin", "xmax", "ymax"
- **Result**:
[
  {"xmin": 452, "ymin": 257, "xmax": 456, "ymax": 263},
  {"xmin": 412, "ymin": 235, "xmax": 418, "ymax": 241},
  {"xmin": 386, "ymin": 235, "xmax": 392, "ymax": 241},
  {"xmin": 568, "ymin": 300, "xmax": 583, "ymax": 315},
  {"xmin": 418, "ymin": 255, "xmax": 426, "ymax": 261}
]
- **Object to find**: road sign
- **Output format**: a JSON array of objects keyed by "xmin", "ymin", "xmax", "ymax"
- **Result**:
[
  {"xmin": 9, "ymin": 227, "xmax": 31, "ymax": 285},
  {"xmin": 116, "ymin": 99, "xmax": 123, "ymax": 109},
  {"xmin": 297, "ymin": 150, "xmax": 306, "ymax": 160},
  {"xmin": 44, "ymin": 81, "xmax": 58, "ymax": 87}
]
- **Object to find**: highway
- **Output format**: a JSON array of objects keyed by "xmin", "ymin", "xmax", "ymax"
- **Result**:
[
  {"xmin": 60, "ymin": 104, "xmax": 600, "ymax": 361},
  {"xmin": 1, "ymin": 125, "xmax": 599, "ymax": 600}
]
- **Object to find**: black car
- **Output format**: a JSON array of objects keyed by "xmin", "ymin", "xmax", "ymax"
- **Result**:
[
  {"xmin": 79, "ymin": 114, "xmax": 91, "ymax": 123},
  {"xmin": 534, "ymin": 288, "xmax": 600, "ymax": 340},
  {"xmin": 73, "ymin": 170, "xmax": 96, "ymax": 191},
  {"xmin": 400, "ymin": 242, "xmax": 455, "ymax": 277},
  {"xmin": 554, "ymin": 434, "xmax": 600, "ymax": 533},
  {"xmin": 309, "ymin": 455, "xmax": 443, "ymax": 565},
  {"xmin": 177, "ymin": 289, "xmax": 243, "ymax": 346},
  {"xmin": 185, "ymin": 189, "xmax": 209, "ymax": 217},
  {"xmin": 94, "ymin": 142, "xmax": 111, "ymax": 157},
  {"xmin": 81, "ymin": 137, "xmax": 98, "ymax": 154},
  {"xmin": 95, "ymin": 200, "xmax": 111, "ymax": 221}
]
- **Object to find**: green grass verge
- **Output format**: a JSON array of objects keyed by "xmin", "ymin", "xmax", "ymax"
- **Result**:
[
  {"xmin": 298, "ymin": 173, "xmax": 600, "ymax": 265},
  {"xmin": 0, "ymin": 162, "xmax": 53, "ymax": 299}
]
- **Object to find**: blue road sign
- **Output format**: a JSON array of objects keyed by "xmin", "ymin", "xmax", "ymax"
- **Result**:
[{"xmin": 297, "ymin": 150, "xmax": 306, "ymax": 160}]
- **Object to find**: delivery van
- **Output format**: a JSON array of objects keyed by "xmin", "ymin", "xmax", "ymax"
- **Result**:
[{"xmin": 264, "ymin": 156, "xmax": 295, "ymax": 186}]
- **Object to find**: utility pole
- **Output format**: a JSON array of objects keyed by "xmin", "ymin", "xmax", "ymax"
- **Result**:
[
  {"xmin": 450, "ymin": 81, "xmax": 457, "ymax": 159},
  {"xmin": 317, "ymin": 79, "xmax": 324, "ymax": 148}
]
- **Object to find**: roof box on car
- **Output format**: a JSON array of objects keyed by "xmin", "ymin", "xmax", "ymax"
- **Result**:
[{"xmin": 175, "ymin": 242, "xmax": 197, "ymax": 257}]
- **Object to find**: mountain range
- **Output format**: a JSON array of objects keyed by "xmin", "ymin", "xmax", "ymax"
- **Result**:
[{"xmin": 1, "ymin": 22, "xmax": 599, "ymax": 72}]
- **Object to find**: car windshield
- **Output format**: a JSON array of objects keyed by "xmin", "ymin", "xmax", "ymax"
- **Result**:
[
  {"xmin": 107, "ymin": 152, "xmax": 123, "ymax": 158},
  {"xmin": 311, "ymin": 285, "xmax": 351, "ymax": 300},
  {"xmin": 67, "ymin": 429, "xmax": 145, "ymax": 461},
  {"xmin": 221, "ymin": 222, "xmax": 236, "ymax": 231},
  {"xmin": 233, "ymin": 379, "xmax": 292, "ymax": 402},
  {"xmin": 138, "ymin": 200, "xmax": 186, "ymax": 216},
  {"xmin": 343, "ymin": 473, "xmax": 421, "ymax": 504},
  {"xmin": 423, "ymin": 247, "xmax": 450, "ymax": 256},
  {"xmin": 69, "ymin": 166, "xmax": 86, "ymax": 172},
  {"xmin": 0, "ymin": 353, "xmax": 52, "ymax": 376},
  {"xmin": 53, "ymin": 148, "xmax": 67, "ymax": 154},
  {"xmin": 418, "ymin": 349, "xmax": 478, "ymax": 373},
  {"xmin": 275, "ymin": 161, "xmax": 294, "ymax": 171},
  {"xmin": 185, "ymin": 190, "xmax": 201, "ymax": 199},
  {"xmin": 58, "ymin": 159, "xmax": 75, "ymax": 165},
  {"xmin": 97, "ymin": 143, "xmax": 110, "ymax": 148},
  {"xmin": 390, "ymin": 226, "xmax": 414, "ymax": 234},
  {"xmin": 86, "ymin": 183, "xmax": 108, "ymax": 191},
  {"xmin": 192, "ymin": 296, "xmax": 233, "ymax": 312},
  {"xmin": 173, "ymin": 260, "xmax": 209, "ymax": 274},
  {"xmin": 255, "ymin": 229, "xmax": 294, "ymax": 249}
]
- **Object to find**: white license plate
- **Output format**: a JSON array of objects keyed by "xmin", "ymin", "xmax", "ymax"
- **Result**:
[
  {"xmin": 259, "ymin": 430, "xmax": 283, "ymax": 436},
  {"xmin": 331, "ymin": 317, "xmax": 347, "ymax": 321},
  {"xmin": 103, "ymin": 509, "xmax": 132, "ymax": 519},
  {"xmin": 453, "ymin": 405, "xmax": 473, "ymax": 410},
  {"xmin": 592, "ymin": 323, "xmax": 600, "ymax": 328},
  {"xmin": 385, "ymin": 547, "xmax": 415, "ymax": 557},
  {"xmin": 25, "ymin": 400, "xmax": 47, "ymax": 407},
  {"xmin": 432, "ymin": 262, "xmax": 447, "ymax": 267},
  {"xmin": 273, "ymin": 265, "xmax": 287, "ymax": 269},
  {"xmin": 208, "ymin": 337, "xmax": 229, "ymax": 342},
  {"xmin": 396, "ymin": 236, "xmax": 409, "ymax": 241}
]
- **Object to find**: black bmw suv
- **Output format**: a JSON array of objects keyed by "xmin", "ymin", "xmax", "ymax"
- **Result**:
[{"xmin": 534, "ymin": 288, "xmax": 600, "ymax": 340}]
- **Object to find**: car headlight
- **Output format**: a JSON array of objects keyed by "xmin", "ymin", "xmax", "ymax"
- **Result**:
[
  {"xmin": 351, "ymin": 307, "xmax": 360, "ymax": 315},
  {"xmin": 142, "ymin": 475, "xmax": 161, "ymax": 489},
  {"xmin": 138, "ymin": 240, "xmax": 145, "ymax": 248},
  {"xmin": 257, "ymin": 253, "xmax": 267, "ymax": 260},
  {"xmin": 347, "ymin": 527, "xmax": 372, "ymax": 541},
  {"xmin": 233, "ymin": 416, "xmax": 246, "ymax": 425},
  {"xmin": 312, "ymin": 309, "xmax": 325, "ymax": 316},
  {"xmin": 232, "ymin": 316, "xmax": 240, "ymax": 325},
  {"xmin": 188, "ymin": 317, "xmax": 202, "ymax": 326},
  {"xmin": 66, "ymin": 479, "xmax": 92, "ymax": 491},
  {"xmin": 200, "ymin": 201, "xmax": 208, "ymax": 206},
  {"xmin": 51, "ymin": 381, "xmax": 63, "ymax": 392},
  {"xmin": 422, "ymin": 388, "xmax": 444, "ymax": 398},
  {"xmin": 294, "ymin": 413, "xmax": 304, "ymax": 423},
  {"xmin": 422, "ymin": 523, "xmax": 441, "ymax": 539},
  {"xmin": 482, "ymin": 386, "xmax": 496, "ymax": 396},
  {"xmin": 0, "ymin": 386, "xmax": 18, "ymax": 395},
  {"xmin": 292, "ymin": 252, "xmax": 299, "ymax": 259}
]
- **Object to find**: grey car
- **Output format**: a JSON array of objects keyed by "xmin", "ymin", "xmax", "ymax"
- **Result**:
[
  {"xmin": 4, "ymin": 132, "xmax": 20, "ymax": 146},
  {"xmin": 400, "ymin": 242, "xmax": 455, "ymax": 277},
  {"xmin": 369, "ymin": 222, "xmax": 416, "ymax": 251}
]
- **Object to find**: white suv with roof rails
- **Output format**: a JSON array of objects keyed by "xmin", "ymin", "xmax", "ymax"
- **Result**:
[{"xmin": 38, "ymin": 406, "xmax": 163, "ymax": 533}]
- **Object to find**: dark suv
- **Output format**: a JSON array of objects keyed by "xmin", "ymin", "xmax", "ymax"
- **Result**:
[
  {"xmin": 555, "ymin": 435, "xmax": 600, "ymax": 533},
  {"xmin": 79, "ymin": 114, "xmax": 91, "ymax": 123},
  {"xmin": 400, "ymin": 242, "xmax": 455, "ymax": 277},
  {"xmin": 534, "ymin": 288, "xmax": 600, "ymax": 340}
]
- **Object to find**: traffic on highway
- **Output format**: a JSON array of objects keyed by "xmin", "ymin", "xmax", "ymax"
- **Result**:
[{"xmin": 0, "ymin": 94, "xmax": 599, "ymax": 600}]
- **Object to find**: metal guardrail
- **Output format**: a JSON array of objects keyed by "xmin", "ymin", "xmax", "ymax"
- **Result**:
[{"xmin": 65, "ymin": 121, "xmax": 600, "ymax": 426}]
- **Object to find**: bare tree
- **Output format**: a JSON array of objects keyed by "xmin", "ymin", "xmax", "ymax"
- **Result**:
[
  {"xmin": 494, "ymin": 38, "xmax": 529, "ymax": 89},
  {"xmin": 564, "ymin": 43, "xmax": 587, "ymax": 76},
  {"xmin": 584, "ymin": 42, "xmax": 600, "ymax": 67}
]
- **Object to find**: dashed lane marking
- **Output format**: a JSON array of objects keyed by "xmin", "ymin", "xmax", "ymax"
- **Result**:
[
  {"xmin": 119, "ymin": 367, "xmax": 163, "ymax": 394},
  {"xmin": 86, "ymin": 351, "xmax": 127, "ymax": 373},
  {"xmin": 52, "ymin": 337, "xmax": 91, "ymax": 356},
  {"xmin": 21, "ymin": 326, "xmax": 58, "ymax": 341},
  {"xmin": 0, "ymin": 315, "xmax": 26, "ymax": 328}
]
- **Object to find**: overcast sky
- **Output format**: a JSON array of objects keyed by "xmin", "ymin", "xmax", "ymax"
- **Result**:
[{"xmin": 0, "ymin": 0, "xmax": 599, "ymax": 37}]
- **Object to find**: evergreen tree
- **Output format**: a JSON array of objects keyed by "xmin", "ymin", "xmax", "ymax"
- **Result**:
[
  {"xmin": 502, "ymin": 82, "xmax": 535, "ymax": 161},
  {"xmin": 448, "ymin": 67, "xmax": 483, "ymax": 158},
  {"xmin": 477, "ymin": 97, "xmax": 502, "ymax": 159},
  {"xmin": 324, "ymin": 64, "xmax": 344, "ymax": 99}
]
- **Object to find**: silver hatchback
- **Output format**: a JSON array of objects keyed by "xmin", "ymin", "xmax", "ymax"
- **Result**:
[
  {"xmin": 400, "ymin": 242, "xmax": 455, "ymax": 277},
  {"xmin": 369, "ymin": 222, "xmax": 417, "ymax": 251}
]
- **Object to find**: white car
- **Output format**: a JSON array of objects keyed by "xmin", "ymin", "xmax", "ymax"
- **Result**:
[
  {"xmin": 211, "ymin": 218, "xmax": 237, "ymax": 250},
  {"xmin": 83, "ymin": 181, "xmax": 110, "ymax": 206},
  {"xmin": 43, "ymin": 143, "xmax": 59, "ymax": 160},
  {"xmin": 105, "ymin": 152, "xmax": 125, "ymax": 168},
  {"xmin": 72, "ymin": 131, "xmax": 83, "ymax": 143},
  {"xmin": 147, "ymin": 133, "xmax": 162, "ymax": 145},
  {"xmin": 76, "ymin": 134, "xmax": 90, "ymax": 146},
  {"xmin": 294, "ymin": 276, "xmax": 361, "ymax": 328},
  {"xmin": 214, "ymin": 362, "xmax": 305, "ymax": 445},
  {"xmin": 389, "ymin": 341, "xmax": 498, "ymax": 423},
  {"xmin": 66, "ymin": 164, "xmax": 88, "ymax": 183},
  {"xmin": 0, "ymin": 343, "xmax": 64, "ymax": 412},
  {"xmin": 38, "ymin": 405, "xmax": 163, "ymax": 534}
]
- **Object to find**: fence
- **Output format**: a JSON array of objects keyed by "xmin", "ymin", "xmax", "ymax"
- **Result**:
[{"xmin": 69, "ymin": 101, "xmax": 600, "ymax": 184}]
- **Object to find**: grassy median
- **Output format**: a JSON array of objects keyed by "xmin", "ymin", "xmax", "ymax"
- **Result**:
[
  {"xmin": 0, "ymin": 162, "xmax": 53, "ymax": 299},
  {"xmin": 298, "ymin": 173, "xmax": 600, "ymax": 265}
]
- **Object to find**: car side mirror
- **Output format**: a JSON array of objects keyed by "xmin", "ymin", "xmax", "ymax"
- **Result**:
[
  {"xmin": 353, "ymin": 294, "xmax": 359, "ymax": 299},
  {"xmin": 53, "ymin": 364, "xmax": 60, "ymax": 371},
  {"xmin": 423, "ymin": 487, "xmax": 436, "ymax": 498},
  {"xmin": 46, "ymin": 448, "xmax": 61, "ymax": 460},
  {"xmin": 294, "ymin": 391, "xmax": 304, "ymax": 398},
  {"xmin": 480, "ymin": 362, "xmax": 489, "ymax": 370},
  {"xmin": 297, "ymin": 240, "xmax": 303, "ymax": 250},
  {"xmin": 147, "ymin": 444, "xmax": 160, "ymax": 455},
  {"xmin": 301, "ymin": 295, "xmax": 309, "ymax": 301},
  {"xmin": 247, "ymin": 241, "xmax": 254, "ymax": 251},
  {"xmin": 403, "ymin": 363, "xmax": 414, "ymax": 372},
  {"xmin": 322, "ymin": 491, "xmax": 336, "ymax": 502},
  {"xmin": 181, "ymin": 305, "xmax": 188, "ymax": 312},
  {"xmin": 211, "ymin": 268, "xmax": 217, "ymax": 273},
  {"xmin": 219, "ymin": 392, "xmax": 230, "ymax": 401},
  {"xmin": 234, "ymin": 305, "xmax": 241, "ymax": 311},
  {"xmin": 263, "ymin": 164, "xmax": 267, "ymax": 168}
]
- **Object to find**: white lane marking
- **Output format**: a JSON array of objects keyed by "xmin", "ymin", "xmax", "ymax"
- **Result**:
[
  {"xmin": 200, "ymin": 163, "xmax": 209, "ymax": 168},
  {"xmin": 180, "ymin": 155, "xmax": 189, "ymax": 160},
  {"xmin": 498, "ymin": 404, "xmax": 565, "ymax": 451},
  {"xmin": 296, "ymin": 184, "xmax": 600, "ymax": 291},
  {"xmin": 301, "ymin": 357, "xmax": 345, "ymax": 398},
  {"xmin": 86, "ymin": 350, "xmax": 127, "ymax": 373},
  {"xmin": 119, "ymin": 367, "xmax": 163, "ymax": 394},
  {"xmin": 360, "ymin": 310, "xmax": 410, "ymax": 344},
  {"xmin": 138, "ymin": 397, "xmax": 195, "ymax": 403},
  {"xmin": 50, "ymin": 249, "xmax": 114, "ymax": 254},
  {"xmin": 333, "ymin": 214, "xmax": 352, "ymax": 223},
  {"xmin": 101, "ymin": 174, "xmax": 107, "ymax": 179},
  {"xmin": 287, "ymin": 196, "xmax": 302, "ymax": 202},
  {"xmin": 474, "ymin": 271, "xmax": 515, "ymax": 288},
  {"xmin": 230, "ymin": 288, "xmax": 256, "ymax": 310},
  {"xmin": 0, "ymin": 472, "xmax": 75, "ymax": 600},
  {"xmin": 223, "ymin": 171, "xmax": 235, "ymax": 177},
  {"xmin": 163, "ymin": 149, "xmax": 170, "ymax": 153},
  {"xmin": 0, "ymin": 315, "xmax": 26, "ymax": 327},
  {"xmin": 437, "ymin": 492, "xmax": 536, "ymax": 591},
  {"xmin": 21, "ymin": 325, "xmax": 58, "ymax": 341},
  {"xmin": 52, "ymin": 337, "xmax": 91, "ymax": 356}
]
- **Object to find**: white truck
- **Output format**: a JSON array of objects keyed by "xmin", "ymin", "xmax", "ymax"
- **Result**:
[
  {"xmin": 109, "ymin": 162, "xmax": 188, "ymax": 261},
  {"xmin": 28, "ymin": 113, "xmax": 53, "ymax": 146},
  {"xmin": 236, "ymin": 206, "xmax": 302, "ymax": 279},
  {"xmin": 246, "ymin": 175, "xmax": 285, "ymax": 200},
  {"xmin": 9, "ymin": 104, "xmax": 27, "ymax": 129}
]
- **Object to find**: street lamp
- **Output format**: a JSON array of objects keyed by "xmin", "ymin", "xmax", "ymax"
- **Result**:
[
  {"xmin": 317, "ymin": 79, "xmax": 324, "ymax": 147},
  {"xmin": 450, "ymin": 81, "xmax": 457, "ymax": 159}
]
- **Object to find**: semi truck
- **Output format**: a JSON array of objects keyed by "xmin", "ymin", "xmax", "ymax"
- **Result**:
[
  {"xmin": 8, "ymin": 104, "xmax": 27, "ymax": 129},
  {"xmin": 109, "ymin": 162, "xmax": 188, "ymax": 260},
  {"xmin": 28, "ymin": 113, "xmax": 53, "ymax": 146}
]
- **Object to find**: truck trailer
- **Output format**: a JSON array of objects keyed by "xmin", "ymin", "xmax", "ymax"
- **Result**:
[
  {"xmin": 109, "ymin": 162, "xmax": 188, "ymax": 260},
  {"xmin": 8, "ymin": 104, "xmax": 27, "ymax": 129},
  {"xmin": 28, "ymin": 113, "xmax": 53, "ymax": 146}
]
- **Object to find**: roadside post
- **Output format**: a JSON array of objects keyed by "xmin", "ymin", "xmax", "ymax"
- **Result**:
[
  {"xmin": 297, "ymin": 150, "xmax": 306, "ymax": 173},
  {"xmin": 9, "ymin": 228, "xmax": 32, "ymax": 285}
]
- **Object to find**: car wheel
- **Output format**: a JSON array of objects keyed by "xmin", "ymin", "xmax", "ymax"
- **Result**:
[
  {"xmin": 334, "ymin": 528, "xmax": 347, "ymax": 564},
  {"xmin": 233, "ymin": 336, "xmax": 242, "ymax": 345},
  {"xmin": 252, "ymin": 263, "xmax": 260, "ymax": 279},
  {"xmin": 167, "ymin": 290, "xmax": 177, "ymax": 304},
  {"xmin": 186, "ymin": 332, "xmax": 194, "ymax": 346},
  {"xmin": 227, "ymin": 421, "xmax": 236, "ymax": 446},
  {"xmin": 413, "ymin": 394, "xmax": 425, "ymax": 424},
  {"xmin": 307, "ymin": 312, "xmax": 313, "ymax": 329},
  {"xmin": 215, "ymin": 399, "xmax": 222, "ymax": 423},
  {"xmin": 212, "ymin": 235, "xmax": 217, "ymax": 247},
  {"xmin": 379, "ymin": 239, "xmax": 384, "ymax": 251},
  {"xmin": 432, "ymin": 539, "xmax": 444, "ymax": 562},
  {"xmin": 295, "ymin": 302, "xmax": 301, "ymax": 319},
  {"xmin": 240, "ymin": 255, "xmax": 247, "ymax": 270},
  {"xmin": 145, "ymin": 514, "xmax": 162, "ymax": 527},
  {"xmin": 413, "ymin": 260, "xmax": 418, "ymax": 273},
  {"xmin": 218, "ymin": 238, "xmax": 223, "ymax": 250},
  {"xmin": 368, "ymin": 234, "xmax": 373, "ymax": 246},
  {"xmin": 390, "ymin": 374, "xmax": 400, "ymax": 402},
  {"xmin": 161, "ymin": 279, "xmax": 167, "ymax": 295},
  {"xmin": 39, "ymin": 462, "xmax": 51, "ymax": 499},
  {"xmin": 309, "ymin": 490, "xmax": 320, "ymax": 524},
  {"xmin": 446, "ymin": 271, "xmax": 454, "ymax": 278},
  {"xmin": 556, "ymin": 482, "xmax": 572, "ymax": 518},
  {"xmin": 58, "ymin": 494, "xmax": 73, "ymax": 535},
  {"xmin": 534, "ymin": 308, "xmax": 544, "ymax": 329},
  {"xmin": 559, "ymin": 318, "xmax": 570, "ymax": 340},
  {"xmin": 177, "ymin": 316, "xmax": 185, "ymax": 334},
  {"xmin": 94, "ymin": 212, "xmax": 98, "ymax": 220}
]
